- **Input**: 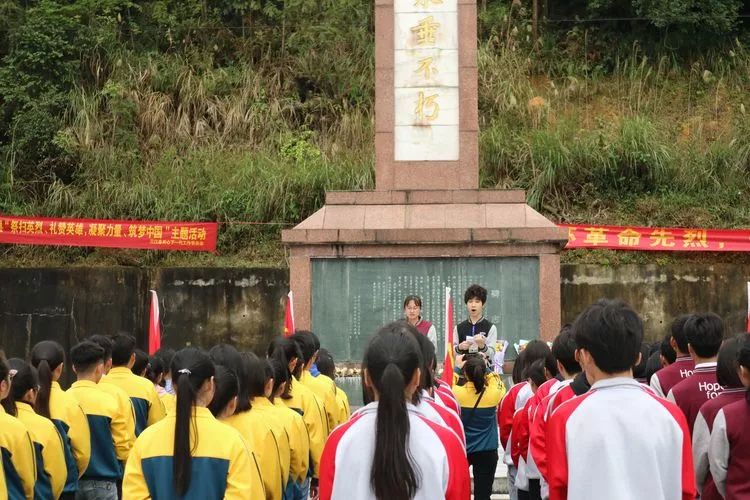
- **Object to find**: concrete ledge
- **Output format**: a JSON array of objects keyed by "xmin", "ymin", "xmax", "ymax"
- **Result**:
[{"xmin": 325, "ymin": 190, "xmax": 526, "ymax": 205}]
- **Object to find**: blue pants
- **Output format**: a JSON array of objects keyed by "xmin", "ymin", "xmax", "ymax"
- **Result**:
[{"xmin": 76, "ymin": 480, "xmax": 118, "ymax": 500}]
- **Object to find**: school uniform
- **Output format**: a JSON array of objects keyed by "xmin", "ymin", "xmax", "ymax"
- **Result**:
[
  {"xmin": 49, "ymin": 381, "xmax": 91, "ymax": 496},
  {"xmin": 667, "ymin": 362, "xmax": 720, "ymax": 433},
  {"xmin": 693, "ymin": 388, "xmax": 746, "ymax": 500},
  {"xmin": 650, "ymin": 356, "xmax": 695, "ymax": 398},
  {"xmin": 547, "ymin": 378, "xmax": 695, "ymax": 500},
  {"xmin": 454, "ymin": 373, "xmax": 505, "ymax": 500},
  {"xmin": 416, "ymin": 391, "xmax": 466, "ymax": 446},
  {"xmin": 96, "ymin": 379, "xmax": 137, "ymax": 450},
  {"xmin": 101, "ymin": 367, "xmax": 165, "ymax": 436},
  {"xmin": 708, "ymin": 396, "xmax": 750, "ymax": 499},
  {"xmin": 499, "ymin": 382, "xmax": 533, "ymax": 500},
  {"xmin": 224, "ymin": 407, "xmax": 283, "ymax": 500},
  {"xmin": 435, "ymin": 380, "xmax": 461, "ymax": 417},
  {"xmin": 15, "ymin": 402, "xmax": 66, "ymax": 500},
  {"xmin": 454, "ymin": 318, "xmax": 497, "ymax": 359},
  {"xmin": 333, "ymin": 386, "xmax": 350, "ymax": 427},
  {"xmin": 248, "ymin": 398, "xmax": 292, "ymax": 493},
  {"xmin": 414, "ymin": 318, "xmax": 438, "ymax": 347},
  {"xmin": 123, "ymin": 406, "xmax": 265, "ymax": 500},
  {"xmin": 272, "ymin": 399, "xmax": 311, "ymax": 486},
  {"xmin": 159, "ymin": 392, "xmax": 175, "ymax": 415},
  {"xmin": 279, "ymin": 380, "xmax": 327, "ymax": 478},
  {"xmin": 516, "ymin": 379, "xmax": 559, "ymax": 499},
  {"xmin": 300, "ymin": 371, "xmax": 337, "ymax": 434},
  {"xmin": 0, "ymin": 405, "xmax": 36, "ymax": 500},
  {"xmin": 67, "ymin": 380, "xmax": 132, "ymax": 500},
  {"xmin": 319, "ymin": 402, "xmax": 471, "ymax": 500}
]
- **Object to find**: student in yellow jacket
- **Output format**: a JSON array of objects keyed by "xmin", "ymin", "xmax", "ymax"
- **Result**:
[
  {"xmin": 316, "ymin": 349, "xmax": 351, "ymax": 427},
  {"xmin": 4, "ymin": 359, "xmax": 67, "ymax": 500},
  {"xmin": 269, "ymin": 356, "xmax": 311, "ymax": 489},
  {"xmin": 0, "ymin": 357, "xmax": 36, "ymax": 500},
  {"xmin": 223, "ymin": 352, "xmax": 285, "ymax": 500},
  {"xmin": 31, "ymin": 340, "xmax": 91, "ymax": 499},
  {"xmin": 87, "ymin": 336, "xmax": 137, "ymax": 450},
  {"xmin": 67, "ymin": 341, "xmax": 133, "ymax": 500},
  {"xmin": 101, "ymin": 335, "xmax": 165, "ymax": 436},
  {"xmin": 123, "ymin": 348, "xmax": 264, "ymax": 500},
  {"xmin": 292, "ymin": 332, "xmax": 339, "ymax": 433}
]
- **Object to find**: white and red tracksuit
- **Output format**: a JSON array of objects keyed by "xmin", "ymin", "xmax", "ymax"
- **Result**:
[
  {"xmin": 416, "ymin": 391, "xmax": 466, "ymax": 447},
  {"xmin": 319, "ymin": 402, "xmax": 471, "ymax": 500},
  {"xmin": 546, "ymin": 377, "xmax": 696, "ymax": 500}
]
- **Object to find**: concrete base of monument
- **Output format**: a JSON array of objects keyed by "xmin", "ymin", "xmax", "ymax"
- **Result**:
[{"xmin": 282, "ymin": 189, "xmax": 568, "ymax": 343}]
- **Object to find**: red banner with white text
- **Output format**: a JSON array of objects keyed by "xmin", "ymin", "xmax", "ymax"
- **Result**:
[
  {"xmin": 0, "ymin": 215, "xmax": 218, "ymax": 252},
  {"xmin": 561, "ymin": 224, "xmax": 750, "ymax": 252}
]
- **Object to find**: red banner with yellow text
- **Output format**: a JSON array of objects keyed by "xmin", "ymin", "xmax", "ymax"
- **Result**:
[
  {"xmin": 561, "ymin": 224, "xmax": 750, "ymax": 252},
  {"xmin": 0, "ymin": 215, "xmax": 218, "ymax": 252}
]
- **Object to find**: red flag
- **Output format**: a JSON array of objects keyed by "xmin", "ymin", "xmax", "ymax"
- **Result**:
[
  {"xmin": 441, "ymin": 287, "xmax": 454, "ymax": 386},
  {"xmin": 746, "ymin": 282, "xmax": 750, "ymax": 333},
  {"xmin": 148, "ymin": 290, "xmax": 161, "ymax": 354},
  {"xmin": 284, "ymin": 291, "xmax": 295, "ymax": 337}
]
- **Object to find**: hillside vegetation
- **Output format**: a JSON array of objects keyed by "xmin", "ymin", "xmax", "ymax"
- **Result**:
[{"xmin": 1, "ymin": 0, "xmax": 750, "ymax": 266}]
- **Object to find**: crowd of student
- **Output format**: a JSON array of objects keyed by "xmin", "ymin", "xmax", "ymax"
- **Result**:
[{"xmin": 1, "ymin": 291, "xmax": 750, "ymax": 499}]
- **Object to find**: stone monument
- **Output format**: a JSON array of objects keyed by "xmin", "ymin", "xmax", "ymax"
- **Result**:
[{"xmin": 282, "ymin": 0, "xmax": 567, "ymax": 361}]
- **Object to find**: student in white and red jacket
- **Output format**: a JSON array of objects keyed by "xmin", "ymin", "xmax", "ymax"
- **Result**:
[
  {"xmin": 693, "ymin": 334, "xmax": 747, "ymax": 500},
  {"xmin": 651, "ymin": 315, "xmax": 696, "ymax": 398},
  {"xmin": 708, "ymin": 335, "xmax": 750, "ymax": 499},
  {"xmin": 547, "ymin": 299, "xmax": 696, "ymax": 500},
  {"xmin": 319, "ymin": 322, "xmax": 470, "ymax": 500},
  {"xmin": 667, "ymin": 313, "xmax": 724, "ymax": 434}
]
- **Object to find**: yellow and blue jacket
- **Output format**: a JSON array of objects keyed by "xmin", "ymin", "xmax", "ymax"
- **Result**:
[
  {"xmin": 300, "ymin": 371, "xmax": 337, "ymax": 434},
  {"xmin": 123, "ymin": 407, "xmax": 265, "ymax": 500},
  {"xmin": 272, "ymin": 399, "xmax": 310, "ymax": 484},
  {"xmin": 333, "ymin": 385, "xmax": 350, "ymax": 428},
  {"xmin": 0, "ymin": 405, "xmax": 36, "ymax": 500},
  {"xmin": 15, "ymin": 402, "xmax": 66, "ymax": 500},
  {"xmin": 224, "ymin": 408, "xmax": 283, "ymax": 500},
  {"xmin": 67, "ymin": 380, "xmax": 132, "ymax": 481},
  {"xmin": 97, "ymin": 378, "xmax": 137, "ymax": 450},
  {"xmin": 452, "ymin": 373, "xmax": 506, "ymax": 454},
  {"xmin": 159, "ymin": 392, "xmax": 175, "ymax": 415},
  {"xmin": 282, "ymin": 378, "xmax": 327, "ymax": 477},
  {"xmin": 102, "ymin": 367, "xmax": 165, "ymax": 436},
  {"xmin": 248, "ymin": 398, "xmax": 291, "ymax": 489},
  {"xmin": 49, "ymin": 381, "xmax": 90, "ymax": 494}
]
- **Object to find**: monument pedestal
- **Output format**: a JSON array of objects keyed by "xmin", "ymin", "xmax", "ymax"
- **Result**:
[{"xmin": 282, "ymin": 189, "xmax": 567, "ymax": 346}]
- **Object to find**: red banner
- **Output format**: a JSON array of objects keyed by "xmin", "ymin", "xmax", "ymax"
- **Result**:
[
  {"xmin": 562, "ymin": 224, "xmax": 750, "ymax": 252},
  {"xmin": 0, "ymin": 215, "xmax": 218, "ymax": 252}
]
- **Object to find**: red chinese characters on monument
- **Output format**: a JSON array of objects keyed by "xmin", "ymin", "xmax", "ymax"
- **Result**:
[
  {"xmin": 0, "ymin": 216, "xmax": 217, "ymax": 252},
  {"xmin": 561, "ymin": 224, "xmax": 746, "ymax": 252}
]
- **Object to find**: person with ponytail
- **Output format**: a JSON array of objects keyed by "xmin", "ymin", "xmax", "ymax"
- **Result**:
[
  {"xmin": 268, "ymin": 336, "xmax": 327, "ymax": 497},
  {"xmin": 453, "ymin": 353, "xmax": 506, "ymax": 500},
  {"xmin": 316, "ymin": 350, "xmax": 351, "ymax": 426},
  {"xmin": 269, "ymin": 355, "xmax": 311, "ymax": 500},
  {"xmin": 708, "ymin": 336, "xmax": 750, "ymax": 498},
  {"xmin": 224, "ymin": 352, "xmax": 285, "ymax": 500},
  {"xmin": 123, "ymin": 347, "xmax": 264, "ymax": 499},
  {"xmin": 319, "ymin": 322, "xmax": 470, "ymax": 500},
  {"xmin": 0, "ymin": 356, "xmax": 37, "ymax": 500},
  {"xmin": 5, "ymin": 359, "xmax": 67, "ymax": 499},
  {"xmin": 31, "ymin": 340, "xmax": 91, "ymax": 499}
]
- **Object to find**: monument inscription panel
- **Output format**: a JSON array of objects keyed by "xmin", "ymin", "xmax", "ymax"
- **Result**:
[{"xmin": 311, "ymin": 257, "xmax": 540, "ymax": 361}]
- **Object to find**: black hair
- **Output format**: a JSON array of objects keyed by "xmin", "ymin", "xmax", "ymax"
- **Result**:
[
  {"xmin": 269, "ymin": 357, "xmax": 289, "ymax": 402},
  {"xmin": 633, "ymin": 342, "xmax": 651, "ymax": 380},
  {"xmin": 716, "ymin": 334, "xmax": 745, "ymax": 388},
  {"xmin": 670, "ymin": 315, "xmax": 693, "ymax": 354},
  {"xmin": 551, "ymin": 325, "xmax": 580, "ymax": 375},
  {"xmin": 462, "ymin": 355, "xmax": 486, "ymax": 393},
  {"xmin": 145, "ymin": 356, "xmax": 164, "ymax": 384},
  {"xmin": 290, "ymin": 331, "xmax": 317, "ymax": 365},
  {"xmin": 71, "ymin": 341, "xmax": 106, "ymax": 373},
  {"xmin": 738, "ymin": 337, "xmax": 750, "ymax": 403},
  {"xmin": 2, "ymin": 359, "xmax": 39, "ymax": 416},
  {"xmin": 363, "ymin": 322, "xmax": 422, "ymax": 500},
  {"xmin": 512, "ymin": 350, "xmax": 527, "ymax": 385},
  {"xmin": 684, "ymin": 313, "xmax": 724, "ymax": 359},
  {"xmin": 30, "ymin": 340, "xmax": 65, "ymax": 419},
  {"xmin": 208, "ymin": 365, "xmax": 239, "ymax": 418},
  {"xmin": 267, "ymin": 337, "xmax": 303, "ymax": 398},
  {"xmin": 523, "ymin": 339, "xmax": 558, "ymax": 378},
  {"xmin": 405, "ymin": 323, "xmax": 436, "ymax": 396},
  {"xmin": 463, "ymin": 284, "xmax": 487, "ymax": 304},
  {"xmin": 155, "ymin": 348, "xmax": 176, "ymax": 375},
  {"xmin": 310, "ymin": 332, "xmax": 321, "ymax": 352},
  {"xmin": 573, "ymin": 299, "xmax": 644, "ymax": 374},
  {"xmin": 172, "ymin": 348, "xmax": 215, "ymax": 496},
  {"xmin": 242, "ymin": 352, "xmax": 268, "ymax": 403},
  {"xmin": 132, "ymin": 349, "xmax": 149, "ymax": 377},
  {"xmin": 645, "ymin": 350, "xmax": 663, "ymax": 384},
  {"xmin": 403, "ymin": 295, "xmax": 422, "ymax": 308},
  {"xmin": 111, "ymin": 334, "xmax": 137, "ymax": 367},
  {"xmin": 660, "ymin": 334, "xmax": 677, "ymax": 364},
  {"xmin": 88, "ymin": 335, "xmax": 113, "ymax": 361},
  {"xmin": 525, "ymin": 358, "xmax": 547, "ymax": 388},
  {"xmin": 209, "ymin": 344, "xmax": 250, "ymax": 412},
  {"xmin": 316, "ymin": 349, "xmax": 336, "ymax": 379}
]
